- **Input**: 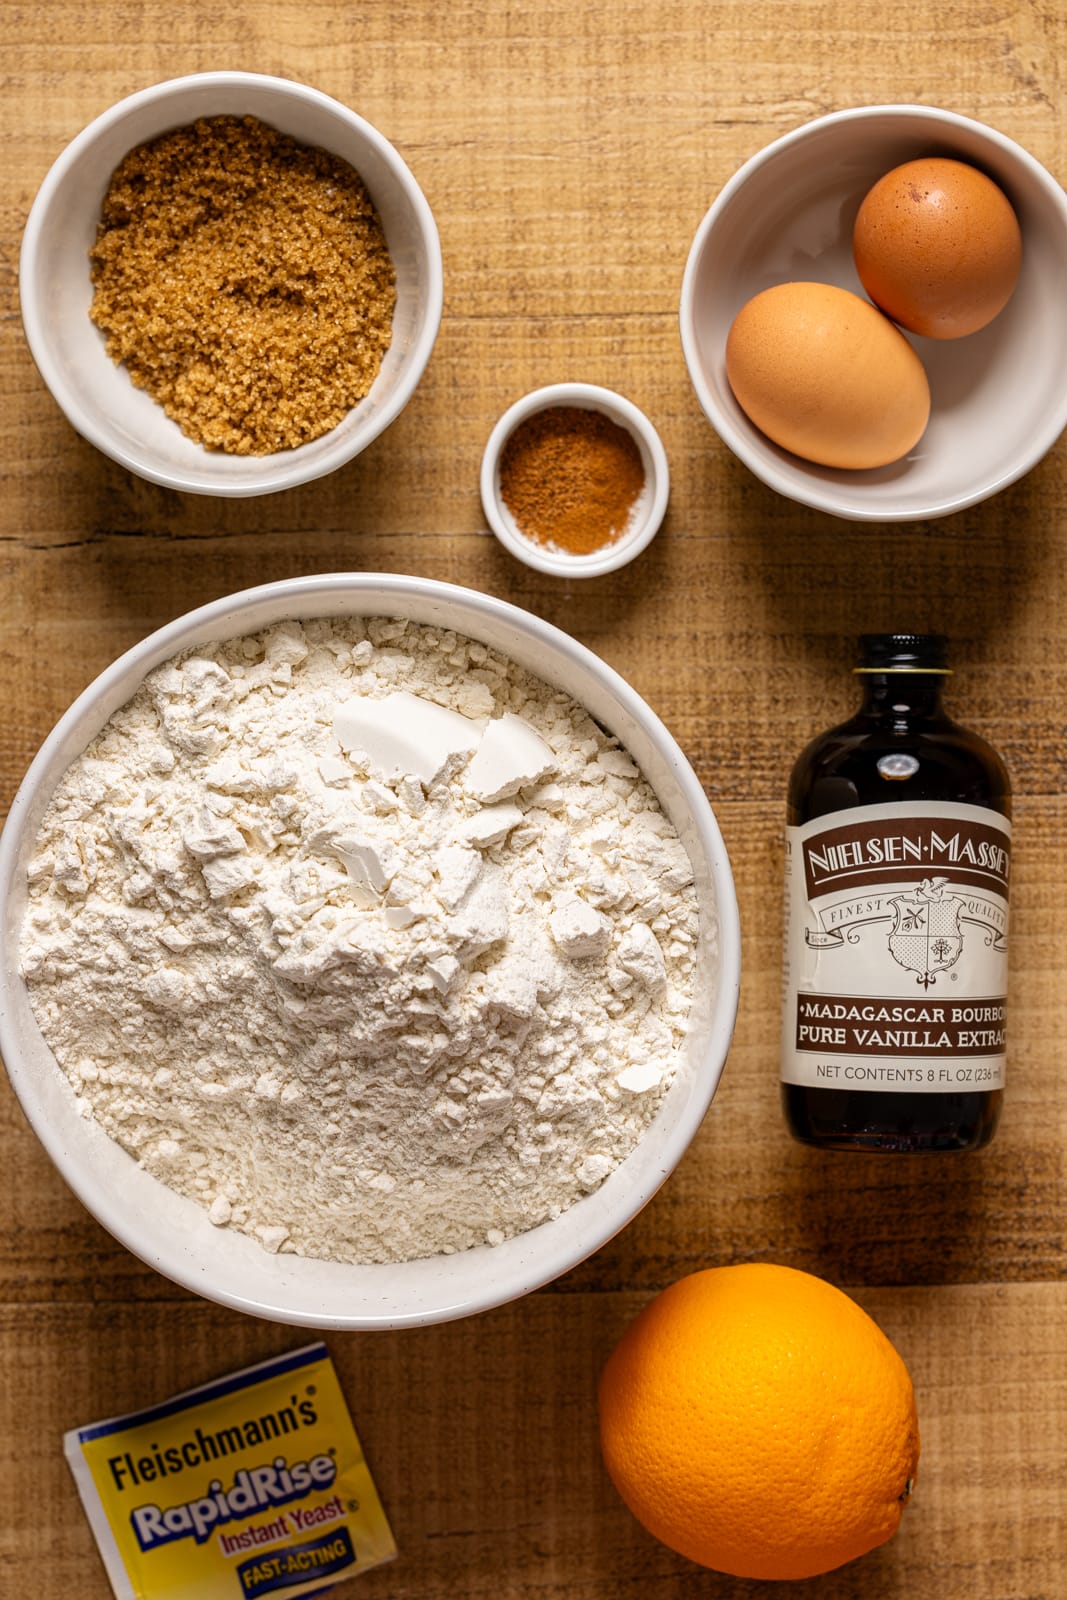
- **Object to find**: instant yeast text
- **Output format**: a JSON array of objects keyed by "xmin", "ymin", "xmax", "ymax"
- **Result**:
[{"xmin": 65, "ymin": 1343, "xmax": 396, "ymax": 1600}]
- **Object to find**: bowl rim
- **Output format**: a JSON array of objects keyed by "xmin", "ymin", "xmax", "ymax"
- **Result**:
[
  {"xmin": 0, "ymin": 573, "xmax": 741, "ymax": 1328},
  {"xmin": 480, "ymin": 382, "xmax": 671, "ymax": 575},
  {"xmin": 679, "ymin": 102, "xmax": 1067, "ymax": 523},
  {"xmin": 18, "ymin": 71, "xmax": 444, "ymax": 498}
]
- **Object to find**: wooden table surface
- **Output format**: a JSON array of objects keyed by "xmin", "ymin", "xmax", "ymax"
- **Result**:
[{"xmin": 2, "ymin": 4, "xmax": 1065, "ymax": 1596}]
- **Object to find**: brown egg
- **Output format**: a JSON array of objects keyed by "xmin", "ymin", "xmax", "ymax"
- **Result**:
[
  {"xmin": 853, "ymin": 157, "xmax": 1022, "ymax": 339},
  {"xmin": 725, "ymin": 282, "xmax": 931, "ymax": 470}
]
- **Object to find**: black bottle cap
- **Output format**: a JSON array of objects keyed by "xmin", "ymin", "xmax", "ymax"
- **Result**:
[{"xmin": 854, "ymin": 633, "xmax": 951, "ymax": 674}]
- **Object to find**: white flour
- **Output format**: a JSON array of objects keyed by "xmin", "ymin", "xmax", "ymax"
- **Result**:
[{"xmin": 19, "ymin": 617, "xmax": 701, "ymax": 1264}]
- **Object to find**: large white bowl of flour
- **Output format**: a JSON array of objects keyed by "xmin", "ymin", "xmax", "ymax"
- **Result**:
[{"xmin": 0, "ymin": 575, "xmax": 740, "ymax": 1328}]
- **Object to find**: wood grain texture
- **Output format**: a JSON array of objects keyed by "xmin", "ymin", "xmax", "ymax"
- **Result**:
[
  {"xmin": 1, "ymin": 3, "xmax": 1065, "ymax": 1596},
  {"xmin": 2, "ymin": 1289, "xmax": 1064, "ymax": 1600}
]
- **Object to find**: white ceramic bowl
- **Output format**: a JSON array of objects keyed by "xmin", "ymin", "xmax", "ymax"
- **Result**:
[
  {"xmin": 481, "ymin": 383, "xmax": 670, "ymax": 575},
  {"xmin": 0, "ymin": 574, "xmax": 739, "ymax": 1329},
  {"xmin": 19, "ymin": 73, "xmax": 443, "ymax": 497},
  {"xmin": 680, "ymin": 105, "xmax": 1067, "ymax": 522}
]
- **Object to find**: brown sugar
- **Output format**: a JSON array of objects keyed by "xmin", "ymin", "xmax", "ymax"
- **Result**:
[
  {"xmin": 498, "ymin": 405, "xmax": 645, "ymax": 555},
  {"xmin": 88, "ymin": 115, "xmax": 397, "ymax": 455}
]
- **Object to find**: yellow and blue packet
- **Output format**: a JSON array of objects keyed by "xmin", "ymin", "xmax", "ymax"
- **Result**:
[{"xmin": 64, "ymin": 1342, "xmax": 397, "ymax": 1600}]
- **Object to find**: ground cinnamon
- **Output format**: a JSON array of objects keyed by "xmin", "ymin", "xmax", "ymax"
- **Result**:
[{"xmin": 498, "ymin": 405, "xmax": 645, "ymax": 555}]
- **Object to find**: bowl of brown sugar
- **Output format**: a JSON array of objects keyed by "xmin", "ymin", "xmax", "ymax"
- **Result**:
[
  {"xmin": 20, "ymin": 72, "xmax": 443, "ymax": 496},
  {"xmin": 481, "ymin": 383, "xmax": 670, "ymax": 576}
]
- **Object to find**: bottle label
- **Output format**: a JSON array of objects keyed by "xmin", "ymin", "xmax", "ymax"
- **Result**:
[{"xmin": 781, "ymin": 800, "xmax": 1010, "ymax": 1093}]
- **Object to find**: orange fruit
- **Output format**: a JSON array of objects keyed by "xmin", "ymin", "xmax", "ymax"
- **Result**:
[{"xmin": 598, "ymin": 1263, "xmax": 919, "ymax": 1580}]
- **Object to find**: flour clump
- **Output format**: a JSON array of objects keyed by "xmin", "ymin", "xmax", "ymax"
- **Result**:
[{"xmin": 19, "ymin": 618, "xmax": 703, "ymax": 1264}]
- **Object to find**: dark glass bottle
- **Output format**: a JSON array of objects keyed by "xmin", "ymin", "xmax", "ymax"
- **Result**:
[{"xmin": 780, "ymin": 635, "xmax": 1011, "ymax": 1152}]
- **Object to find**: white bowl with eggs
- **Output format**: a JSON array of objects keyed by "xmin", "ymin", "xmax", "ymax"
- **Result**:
[
  {"xmin": 19, "ymin": 73, "xmax": 443, "ymax": 497},
  {"xmin": 0, "ymin": 574, "xmax": 740, "ymax": 1329},
  {"xmin": 680, "ymin": 104, "xmax": 1067, "ymax": 521}
]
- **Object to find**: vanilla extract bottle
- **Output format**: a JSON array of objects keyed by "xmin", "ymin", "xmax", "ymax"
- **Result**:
[{"xmin": 781, "ymin": 635, "xmax": 1011, "ymax": 1152}]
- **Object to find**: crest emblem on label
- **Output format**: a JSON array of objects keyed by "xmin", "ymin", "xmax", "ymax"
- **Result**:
[{"xmin": 887, "ymin": 877, "xmax": 963, "ymax": 989}]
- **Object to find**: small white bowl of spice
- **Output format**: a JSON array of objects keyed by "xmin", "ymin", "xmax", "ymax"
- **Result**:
[
  {"xmin": 19, "ymin": 72, "xmax": 443, "ymax": 496},
  {"xmin": 481, "ymin": 383, "xmax": 670, "ymax": 576}
]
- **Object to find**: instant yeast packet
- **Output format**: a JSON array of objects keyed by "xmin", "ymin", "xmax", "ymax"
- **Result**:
[{"xmin": 64, "ymin": 1342, "xmax": 397, "ymax": 1600}]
